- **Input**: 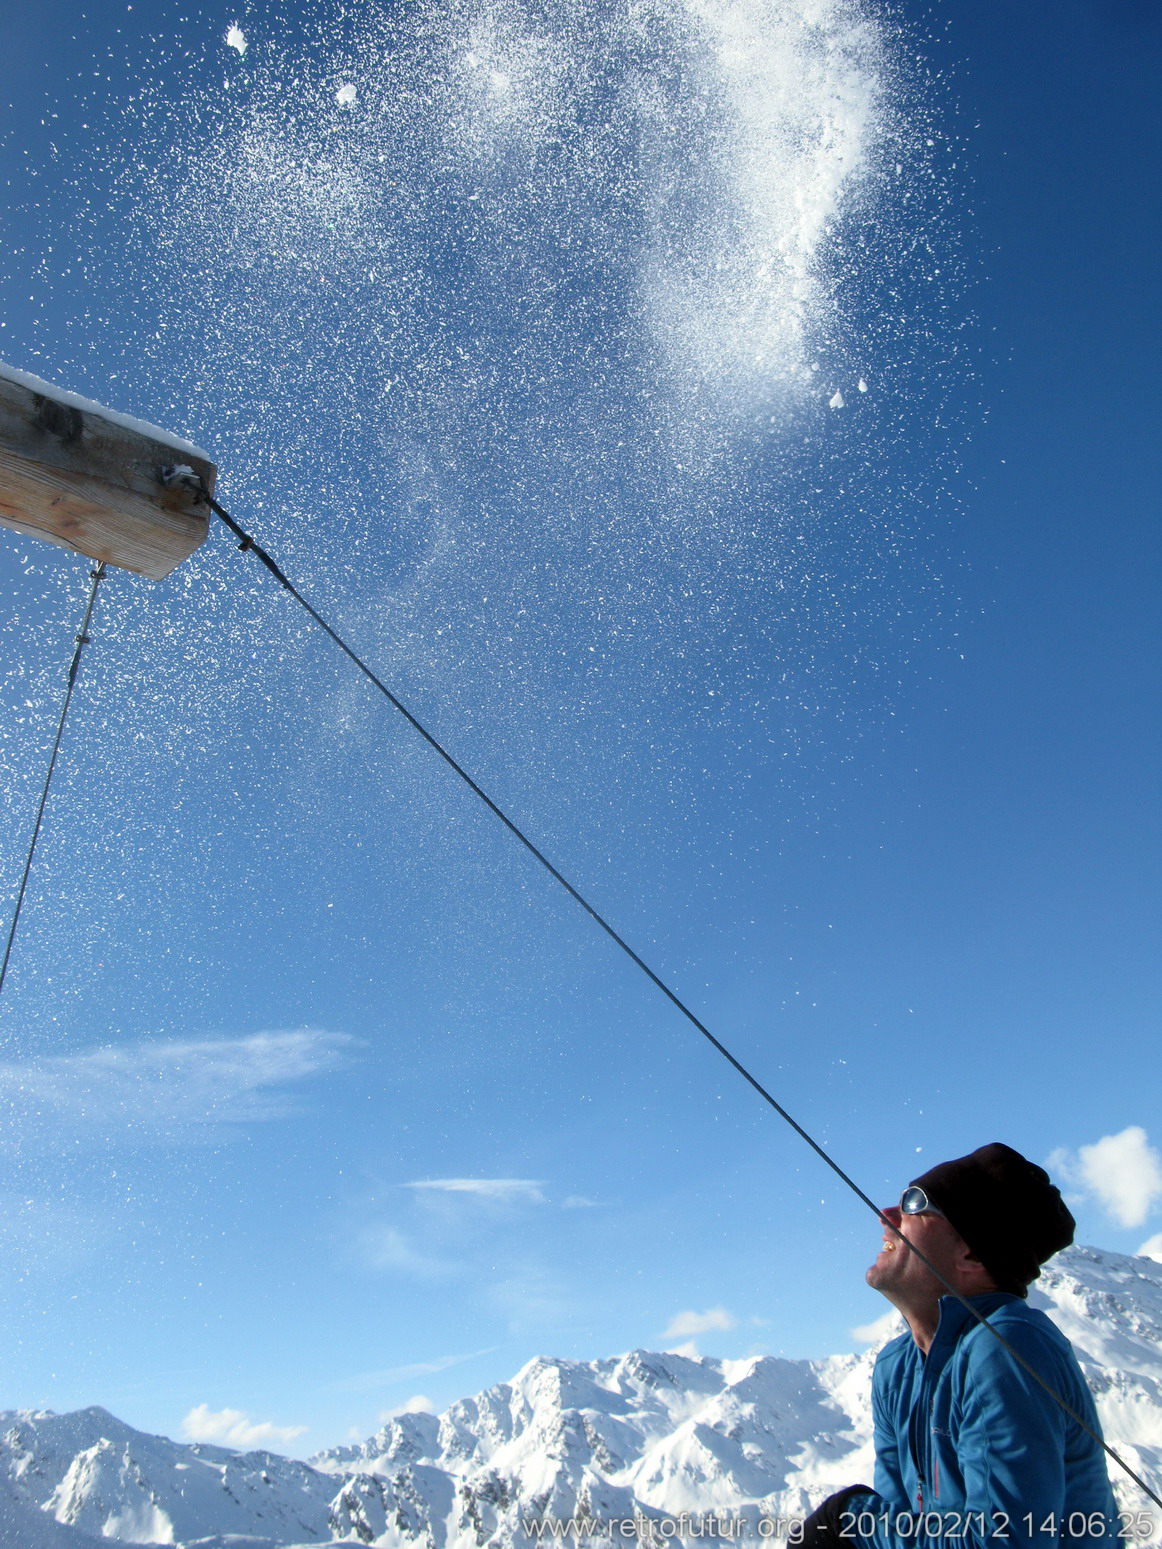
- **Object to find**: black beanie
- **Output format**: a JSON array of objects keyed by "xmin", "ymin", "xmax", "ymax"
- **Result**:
[{"xmin": 910, "ymin": 1142, "xmax": 1075, "ymax": 1295}]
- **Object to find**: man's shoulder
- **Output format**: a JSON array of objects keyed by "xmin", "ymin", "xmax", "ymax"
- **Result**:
[
  {"xmin": 957, "ymin": 1296, "xmax": 1082, "ymax": 1382},
  {"xmin": 872, "ymin": 1330, "xmax": 915, "ymax": 1377},
  {"xmin": 966, "ymin": 1295, "xmax": 1069, "ymax": 1346}
]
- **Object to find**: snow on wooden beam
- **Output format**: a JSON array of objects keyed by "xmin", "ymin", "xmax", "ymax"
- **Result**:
[{"xmin": 0, "ymin": 361, "xmax": 216, "ymax": 580}]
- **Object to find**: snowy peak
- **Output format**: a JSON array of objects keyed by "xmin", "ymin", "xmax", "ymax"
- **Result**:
[
  {"xmin": 0, "ymin": 1407, "xmax": 338, "ymax": 1545},
  {"xmin": 1031, "ymin": 1247, "xmax": 1162, "ymax": 1497},
  {"xmin": 314, "ymin": 1407, "xmax": 442, "ymax": 1474},
  {"xmin": 1033, "ymin": 1246, "xmax": 1162, "ymax": 1379}
]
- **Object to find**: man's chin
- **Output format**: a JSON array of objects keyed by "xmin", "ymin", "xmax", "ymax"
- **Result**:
[{"xmin": 865, "ymin": 1258, "xmax": 893, "ymax": 1291}]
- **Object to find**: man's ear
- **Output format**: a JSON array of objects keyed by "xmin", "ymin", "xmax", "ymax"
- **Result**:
[{"xmin": 958, "ymin": 1242, "xmax": 1000, "ymax": 1292}]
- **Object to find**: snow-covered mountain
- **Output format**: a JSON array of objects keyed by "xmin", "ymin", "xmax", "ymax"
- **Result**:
[
  {"xmin": 0, "ymin": 1403, "xmax": 337, "ymax": 1545},
  {"xmin": 3, "ymin": 1246, "xmax": 1160, "ymax": 1549}
]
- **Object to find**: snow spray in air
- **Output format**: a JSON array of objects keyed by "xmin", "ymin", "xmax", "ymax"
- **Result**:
[{"xmin": 2, "ymin": 0, "xmax": 961, "ymax": 1028}]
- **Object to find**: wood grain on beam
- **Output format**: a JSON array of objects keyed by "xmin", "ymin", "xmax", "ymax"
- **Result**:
[{"xmin": 0, "ymin": 372, "xmax": 215, "ymax": 580}]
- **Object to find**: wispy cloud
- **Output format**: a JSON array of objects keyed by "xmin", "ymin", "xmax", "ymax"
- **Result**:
[
  {"xmin": 356, "ymin": 1225, "xmax": 455, "ymax": 1279},
  {"xmin": 349, "ymin": 1177, "xmax": 574, "ymax": 1316},
  {"xmin": 406, "ymin": 1178, "xmax": 546, "ymax": 1203},
  {"xmin": 1138, "ymin": 1233, "xmax": 1162, "ymax": 1263},
  {"xmin": 486, "ymin": 1264, "xmax": 574, "ymax": 1330},
  {"xmin": 0, "ymin": 1190, "xmax": 112, "ymax": 1275},
  {"xmin": 1051, "ymin": 1126, "xmax": 1162, "ymax": 1229},
  {"xmin": 663, "ymin": 1306, "xmax": 737, "ymax": 1339},
  {"xmin": 180, "ymin": 1404, "xmax": 306, "ymax": 1450},
  {"xmin": 337, "ymin": 1347, "xmax": 495, "ymax": 1393},
  {"xmin": 0, "ymin": 1031, "xmax": 351, "ymax": 1146}
]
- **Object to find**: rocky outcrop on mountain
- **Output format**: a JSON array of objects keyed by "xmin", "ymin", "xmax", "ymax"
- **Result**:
[{"xmin": 2, "ymin": 1246, "xmax": 1161, "ymax": 1547}]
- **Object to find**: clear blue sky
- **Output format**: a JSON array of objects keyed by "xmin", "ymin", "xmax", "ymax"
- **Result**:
[{"xmin": 0, "ymin": 0, "xmax": 1158, "ymax": 1454}]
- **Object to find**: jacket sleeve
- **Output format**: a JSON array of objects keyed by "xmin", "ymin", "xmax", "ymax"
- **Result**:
[
  {"xmin": 950, "ymin": 1322, "xmax": 1117, "ymax": 1548},
  {"xmin": 812, "ymin": 1365, "xmax": 910, "ymax": 1549}
]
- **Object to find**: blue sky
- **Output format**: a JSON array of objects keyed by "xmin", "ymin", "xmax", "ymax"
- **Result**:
[{"xmin": 0, "ymin": 0, "xmax": 1159, "ymax": 1454}]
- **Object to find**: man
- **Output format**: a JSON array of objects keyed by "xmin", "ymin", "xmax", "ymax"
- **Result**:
[{"xmin": 802, "ymin": 1143, "xmax": 1118, "ymax": 1549}]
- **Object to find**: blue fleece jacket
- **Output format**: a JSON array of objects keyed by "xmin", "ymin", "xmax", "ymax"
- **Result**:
[{"xmin": 843, "ymin": 1293, "xmax": 1118, "ymax": 1549}]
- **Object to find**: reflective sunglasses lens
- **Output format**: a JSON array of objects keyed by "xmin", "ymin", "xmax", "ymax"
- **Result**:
[{"xmin": 900, "ymin": 1186, "xmax": 930, "ymax": 1215}]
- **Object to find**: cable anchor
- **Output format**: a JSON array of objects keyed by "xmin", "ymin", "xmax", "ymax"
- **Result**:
[{"xmin": 159, "ymin": 463, "xmax": 205, "ymax": 496}]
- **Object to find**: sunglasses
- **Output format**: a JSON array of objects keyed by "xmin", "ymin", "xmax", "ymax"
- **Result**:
[{"xmin": 899, "ymin": 1185, "xmax": 947, "ymax": 1220}]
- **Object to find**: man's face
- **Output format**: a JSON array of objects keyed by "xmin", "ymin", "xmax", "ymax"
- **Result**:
[{"xmin": 866, "ymin": 1201, "xmax": 966, "ymax": 1305}]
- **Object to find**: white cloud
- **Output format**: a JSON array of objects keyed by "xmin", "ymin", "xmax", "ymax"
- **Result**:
[
  {"xmin": 378, "ymin": 1395, "xmax": 435, "ymax": 1420},
  {"xmin": 1054, "ymin": 1127, "xmax": 1162, "ymax": 1229},
  {"xmin": 225, "ymin": 24, "xmax": 247, "ymax": 54},
  {"xmin": 180, "ymin": 1404, "xmax": 305, "ymax": 1450},
  {"xmin": 663, "ymin": 1306, "xmax": 737, "ymax": 1339},
  {"xmin": 665, "ymin": 1340, "xmax": 702, "ymax": 1359},
  {"xmin": 406, "ymin": 1178, "xmax": 546, "ymax": 1203},
  {"xmin": 851, "ymin": 1309, "xmax": 904, "ymax": 1346},
  {"xmin": 1137, "ymin": 1234, "xmax": 1162, "ymax": 1263},
  {"xmin": 0, "ymin": 1031, "xmax": 351, "ymax": 1146},
  {"xmin": 562, "ymin": 1195, "xmax": 601, "ymax": 1209}
]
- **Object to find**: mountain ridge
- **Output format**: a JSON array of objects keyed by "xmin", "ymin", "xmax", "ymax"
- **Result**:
[{"xmin": 3, "ymin": 1246, "xmax": 1160, "ymax": 1548}]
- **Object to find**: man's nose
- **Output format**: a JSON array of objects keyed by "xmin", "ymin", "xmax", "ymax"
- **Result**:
[{"xmin": 881, "ymin": 1205, "xmax": 902, "ymax": 1228}]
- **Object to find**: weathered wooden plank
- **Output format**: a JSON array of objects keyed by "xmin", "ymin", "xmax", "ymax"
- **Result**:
[
  {"xmin": 0, "ymin": 363, "xmax": 216, "ymax": 580},
  {"xmin": 0, "ymin": 448, "xmax": 210, "ymax": 580}
]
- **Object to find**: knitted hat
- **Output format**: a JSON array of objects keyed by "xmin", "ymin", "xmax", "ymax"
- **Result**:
[{"xmin": 910, "ymin": 1142, "xmax": 1075, "ymax": 1294}]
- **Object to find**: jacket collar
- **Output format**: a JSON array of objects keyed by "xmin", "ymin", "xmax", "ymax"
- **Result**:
[{"xmin": 925, "ymin": 1292, "xmax": 1024, "ymax": 1367}]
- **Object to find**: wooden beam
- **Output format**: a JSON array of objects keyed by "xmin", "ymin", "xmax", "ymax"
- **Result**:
[{"xmin": 0, "ymin": 365, "xmax": 216, "ymax": 580}]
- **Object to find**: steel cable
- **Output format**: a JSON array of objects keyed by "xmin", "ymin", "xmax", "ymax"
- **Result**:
[
  {"xmin": 204, "ymin": 493, "xmax": 1160, "ymax": 1513},
  {"xmin": 0, "ymin": 563, "xmax": 107, "ymax": 1001}
]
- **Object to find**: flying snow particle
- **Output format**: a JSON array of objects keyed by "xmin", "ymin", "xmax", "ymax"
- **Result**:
[
  {"xmin": 829, "ymin": 390, "xmax": 845, "ymax": 409},
  {"xmin": 858, "ymin": 378, "xmax": 868, "ymax": 393},
  {"xmin": 225, "ymin": 24, "xmax": 247, "ymax": 55},
  {"xmin": 336, "ymin": 83, "xmax": 357, "ymax": 106}
]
